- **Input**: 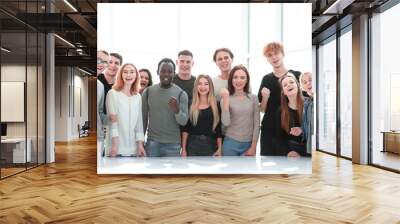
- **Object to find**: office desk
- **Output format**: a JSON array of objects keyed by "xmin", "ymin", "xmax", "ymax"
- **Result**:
[
  {"xmin": 1, "ymin": 138, "xmax": 31, "ymax": 163},
  {"xmin": 381, "ymin": 131, "xmax": 400, "ymax": 154}
]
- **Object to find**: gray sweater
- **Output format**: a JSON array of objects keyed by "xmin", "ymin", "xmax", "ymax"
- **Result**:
[
  {"xmin": 142, "ymin": 84, "xmax": 188, "ymax": 144},
  {"xmin": 221, "ymin": 94, "xmax": 260, "ymax": 142}
]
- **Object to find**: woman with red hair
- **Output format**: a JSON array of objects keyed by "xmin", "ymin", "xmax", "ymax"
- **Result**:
[{"xmin": 105, "ymin": 63, "xmax": 146, "ymax": 157}]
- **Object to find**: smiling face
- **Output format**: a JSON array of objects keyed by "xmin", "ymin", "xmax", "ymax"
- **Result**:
[
  {"xmin": 97, "ymin": 51, "xmax": 108, "ymax": 75},
  {"xmin": 177, "ymin": 55, "xmax": 193, "ymax": 76},
  {"xmin": 282, "ymin": 76, "xmax": 298, "ymax": 97},
  {"xmin": 139, "ymin": 71, "xmax": 150, "ymax": 89},
  {"xmin": 266, "ymin": 50, "xmax": 284, "ymax": 69},
  {"xmin": 107, "ymin": 56, "xmax": 121, "ymax": 77},
  {"xmin": 197, "ymin": 77, "xmax": 210, "ymax": 96},
  {"xmin": 158, "ymin": 62, "xmax": 174, "ymax": 87},
  {"xmin": 232, "ymin": 69, "xmax": 247, "ymax": 92},
  {"xmin": 301, "ymin": 73, "xmax": 313, "ymax": 92},
  {"xmin": 121, "ymin": 65, "xmax": 137, "ymax": 86},
  {"xmin": 215, "ymin": 51, "xmax": 233, "ymax": 73}
]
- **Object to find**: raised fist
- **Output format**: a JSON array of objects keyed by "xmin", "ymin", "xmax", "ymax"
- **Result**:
[
  {"xmin": 220, "ymin": 88, "xmax": 229, "ymax": 99},
  {"xmin": 261, "ymin": 87, "xmax": 270, "ymax": 99}
]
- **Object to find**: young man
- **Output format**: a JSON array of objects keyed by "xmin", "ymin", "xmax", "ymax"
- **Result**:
[
  {"xmin": 142, "ymin": 58, "xmax": 189, "ymax": 157},
  {"xmin": 97, "ymin": 50, "xmax": 109, "ymax": 76},
  {"xmin": 173, "ymin": 50, "xmax": 196, "ymax": 105},
  {"xmin": 212, "ymin": 48, "xmax": 234, "ymax": 101},
  {"xmin": 97, "ymin": 52, "xmax": 123, "ymax": 114},
  {"xmin": 96, "ymin": 50, "xmax": 109, "ymax": 128},
  {"xmin": 258, "ymin": 42, "xmax": 301, "ymax": 156}
]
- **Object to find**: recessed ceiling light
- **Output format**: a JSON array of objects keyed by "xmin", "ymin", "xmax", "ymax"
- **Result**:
[
  {"xmin": 1, "ymin": 47, "xmax": 11, "ymax": 53},
  {"xmin": 54, "ymin": 34, "xmax": 75, "ymax": 48},
  {"xmin": 323, "ymin": 0, "xmax": 354, "ymax": 15},
  {"xmin": 63, "ymin": 0, "xmax": 78, "ymax": 12},
  {"xmin": 78, "ymin": 67, "xmax": 92, "ymax": 76}
]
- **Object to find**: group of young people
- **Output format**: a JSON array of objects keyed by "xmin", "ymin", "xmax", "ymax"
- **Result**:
[{"xmin": 96, "ymin": 42, "xmax": 314, "ymax": 158}]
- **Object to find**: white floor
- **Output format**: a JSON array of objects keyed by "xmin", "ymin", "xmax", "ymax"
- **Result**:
[{"xmin": 97, "ymin": 140, "xmax": 312, "ymax": 174}]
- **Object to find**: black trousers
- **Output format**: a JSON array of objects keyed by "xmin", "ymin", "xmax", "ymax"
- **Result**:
[{"xmin": 260, "ymin": 130, "xmax": 287, "ymax": 156}]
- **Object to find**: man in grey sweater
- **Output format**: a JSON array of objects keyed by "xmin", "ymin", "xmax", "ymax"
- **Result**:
[{"xmin": 142, "ymin": 58, "xmax": 189, "ymax": 157}]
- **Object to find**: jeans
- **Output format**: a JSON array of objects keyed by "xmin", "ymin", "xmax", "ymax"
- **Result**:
[
  {"xmin": 222, "ymin": 136, "xmax": 251, "ymax": 156},
  {"xmin": 145, "ymin": 139, "xmax": 181, "ymax": 157}
]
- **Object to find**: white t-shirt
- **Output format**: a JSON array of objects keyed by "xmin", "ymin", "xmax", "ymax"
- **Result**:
[{"xmin": 212, "ymin": 76, "xmax": 228, "ymax": 101}]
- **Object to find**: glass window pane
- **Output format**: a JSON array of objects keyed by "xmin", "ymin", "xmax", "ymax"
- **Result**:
[
  {"xmin": 340, "ymin": 29, "xmax": 352, "ymax": 158},
  {"xmin": 318, "ymin": 38, "xmax": 337, "ymax": 154},
  {"xmin": 27, "ymin": 32, "xmax": 38, "ymax": 168},
  {"xmin": 371, "ymin": 3, "xmax": 400, "ymax": 171},
  {"xmin": 38, "ymin": 33, "xmax": 46, "ymax": 165},
  {"xmin": 1, "ymin": 31, "xmax": 27, "ymax": 177}
]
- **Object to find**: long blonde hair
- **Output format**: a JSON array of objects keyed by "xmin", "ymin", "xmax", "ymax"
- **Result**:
[
  {"xmin": 112, "ymin": 63, "xmax": 140, "ymax": 95},
  {"xmin": 190, "ymin": 74, "xmax": 219, "ymax": 131}
]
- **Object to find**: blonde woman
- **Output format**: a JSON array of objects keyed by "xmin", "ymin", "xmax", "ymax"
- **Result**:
[
  {"xmin": 300, "ymin": 72, "xmax": 313, "ymax": 156},
  {"xmin": 181, "ymin": 75, "xmax": 222, "ymax": 156},
  {"xmin": 105, "ymin": 63, "xmax": 146, "ymax": 157}
]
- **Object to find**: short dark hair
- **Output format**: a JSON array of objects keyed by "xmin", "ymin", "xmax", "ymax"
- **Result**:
[
  {"xmin": 178, "ymin": 50, "xmax": 193, "ymax": 58},
  {"xmin": 110, "ymin": 53, "xmax": 123, "ymax": 64},
  {"xmin": 139, "ymin": 68, "xmax": 153, "ymax": 86},
  {"xmin": 98, "ymin": 50, "xmax": 109, "ymax": 55},
  {"xmin": 228, "ymin": 64, "xmax": 250, "ymax": 95},
  {"xmin": 157, "ymin": 58, "xmax": 176, "ymax": 75},
  {"xmin": 213, "ymin": 48, "xmax": 234, "ymax": 62}
]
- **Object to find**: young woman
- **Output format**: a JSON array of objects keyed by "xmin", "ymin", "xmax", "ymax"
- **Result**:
[
  {"xmin": 220, "ymin": 65, "xmax": 260, "ymax": 156},
  {"xmin": 300, "ymin": 72, "xmax": 313, "ymax": 156},
  {"xmin": 181, "ymin": 74, "xmax": 222, "ymax": 156},
  {"xmin": 278, "ymin": 73, "xmax": 307, "ymax": 157},
  {"xmin": 139, "ymin": 68, "xmax": 153, "ymax": 94},
  {"xmin": 105, "ymin": 63, "xmax": 146, "ymax": 157}
]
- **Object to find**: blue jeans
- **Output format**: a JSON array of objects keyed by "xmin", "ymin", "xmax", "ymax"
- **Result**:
[
  {"xmin": 222, "ymin": 136, "xmax": 251, "ymax": 156},
  {"xmin": 145, "ymin": 140, "xmax": 181, "ymax": 157}
]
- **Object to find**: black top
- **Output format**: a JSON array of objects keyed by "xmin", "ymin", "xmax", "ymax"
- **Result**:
[
  {"xmin": 286, "ymin": 107, "xmax": 303, "ymax": 145},
  {"xmin": 182, "ymin": 106, "xmax": 222, "ymax": 138},
  {"xmin": 173, "ymin": 74, "xmax": 196, "ymax": 106},
  {"xmin": 98, "ymin": 73, "xmax": 114, "ymax": 114},
  {"xmin": 302, "ymin": 91, "xmax": 310, "ymax": 98},
  {"xmin": 257, "ymin": 69, "xmax": 301, "ymax": 134},
  {"xmin": 275, "ymin": 107, "xmax": 307, "ymax": 156}
]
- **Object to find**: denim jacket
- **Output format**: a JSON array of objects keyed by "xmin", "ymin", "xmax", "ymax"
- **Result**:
[{"xmin": 302, "ymin": 97, "xmax": 314, "ymax": 154}]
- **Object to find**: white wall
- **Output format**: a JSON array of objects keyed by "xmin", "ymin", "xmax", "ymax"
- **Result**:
[
  {"xmin": 1, "ymin": 65, "xmax": 31, "ymax": 138},
  {"xmin": 98, "ymin": 3, "xmax": 312, "ymax": 95},
  {"xmin": 54, "ymin": 66, "xmax": 89, "ymax": 141}
]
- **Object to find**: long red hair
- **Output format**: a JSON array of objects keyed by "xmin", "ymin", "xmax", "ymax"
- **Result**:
[{"xmin": 112, "ymin": 63, "xmax": 140, "ymax": 95}]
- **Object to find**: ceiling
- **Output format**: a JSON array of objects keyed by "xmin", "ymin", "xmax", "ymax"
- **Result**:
[{"xmin": 0, "ymin": 0, "xmax": 391, "ymax": 74}]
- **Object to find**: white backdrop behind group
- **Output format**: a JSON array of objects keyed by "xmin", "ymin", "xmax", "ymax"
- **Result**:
[
  {"xmin": 97, "ymin": 3, "xmax": 312, "ymax": 174},
  {"xmin": 98, "ymin": 3, "xmax": 311, "ymax": 92}
]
